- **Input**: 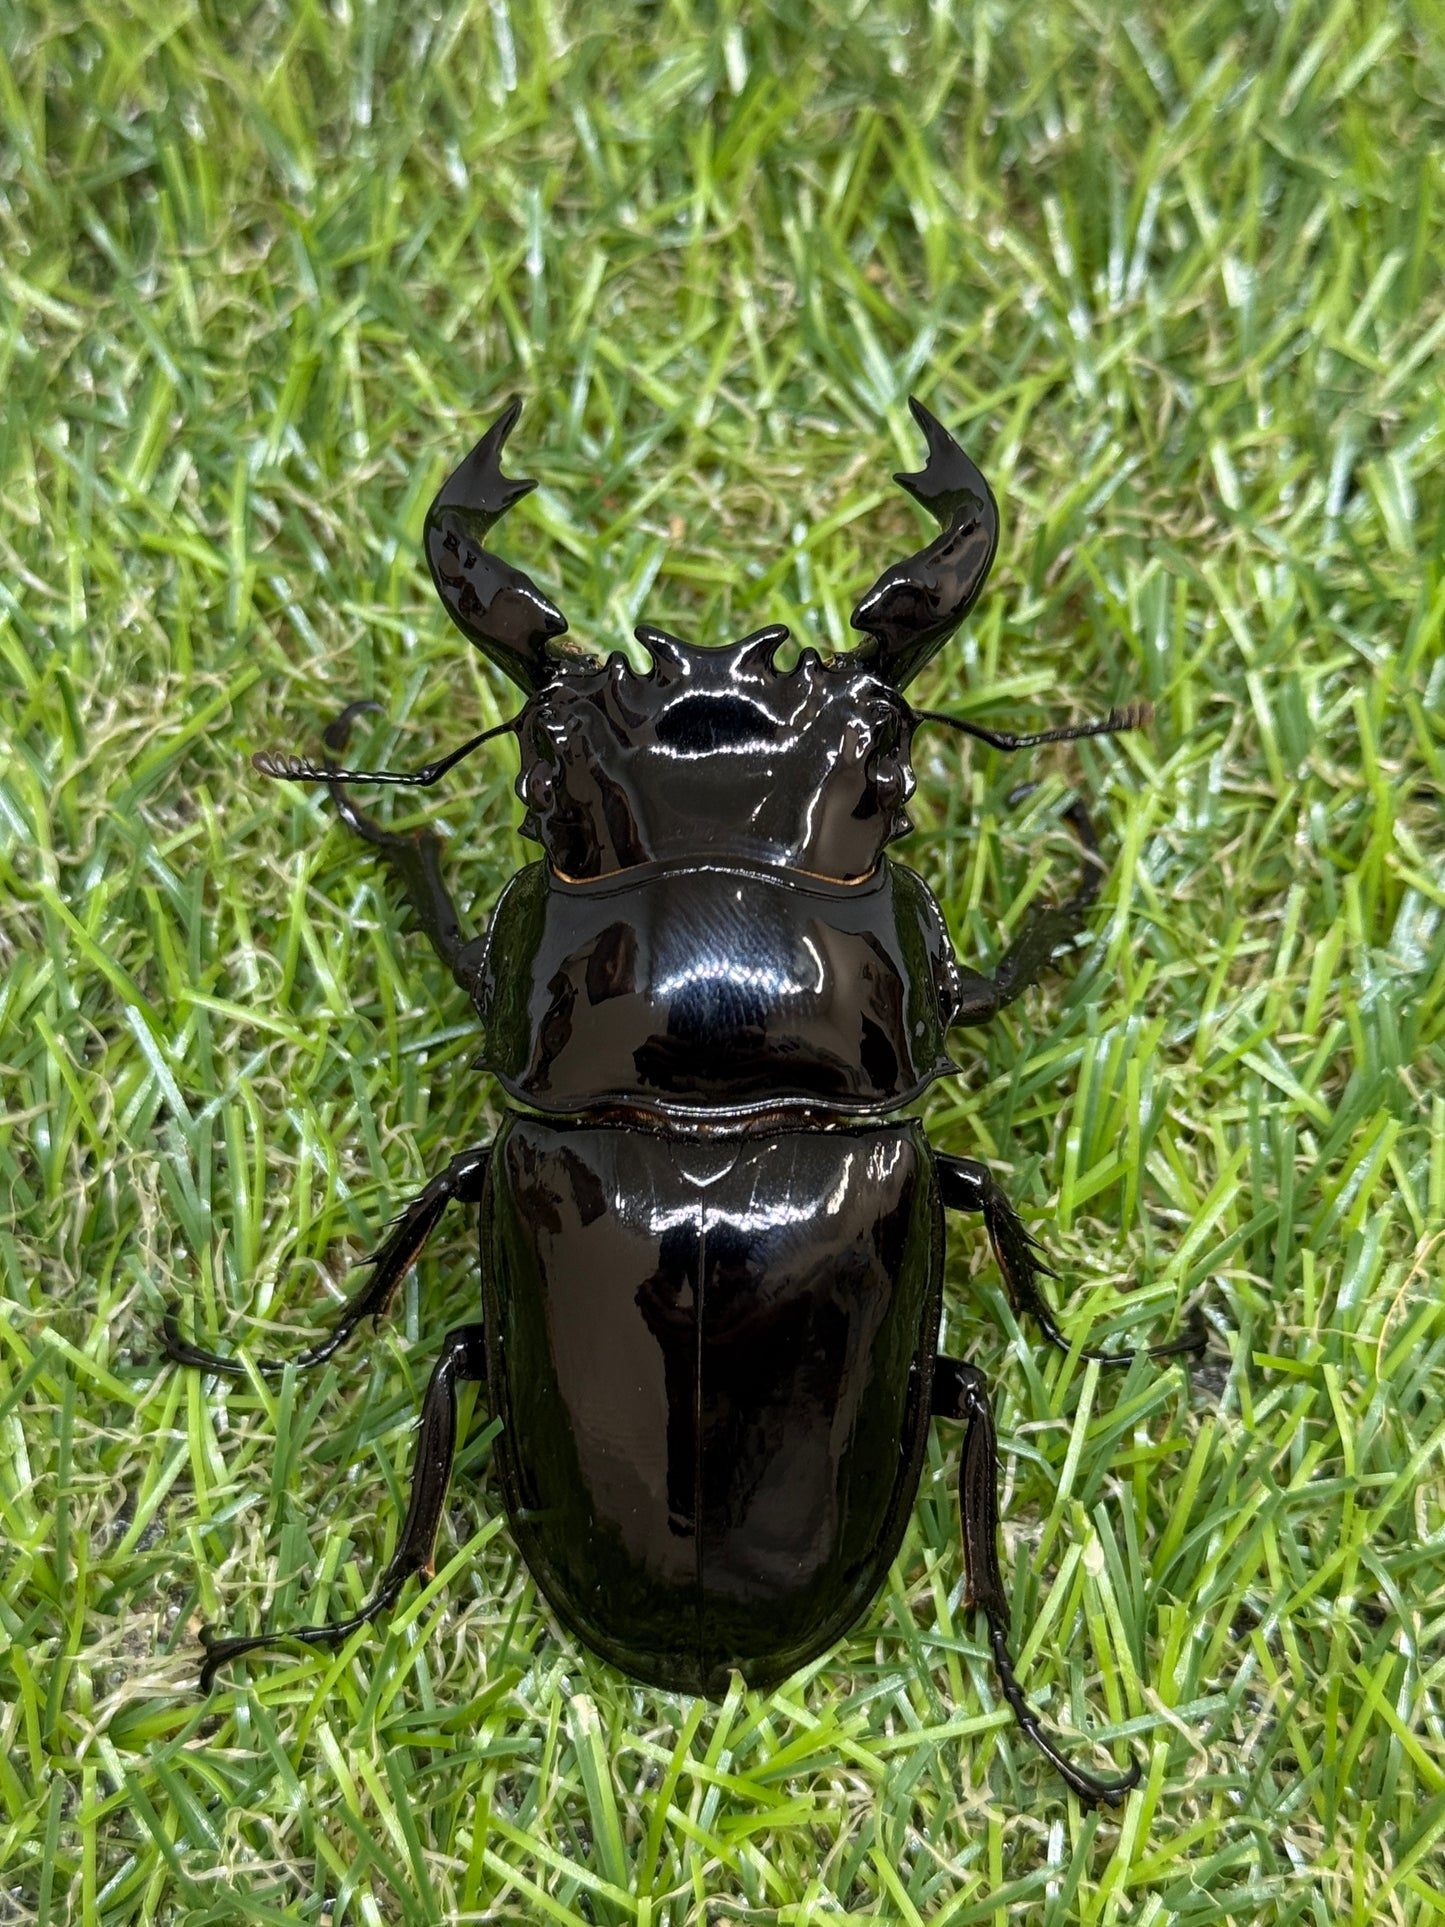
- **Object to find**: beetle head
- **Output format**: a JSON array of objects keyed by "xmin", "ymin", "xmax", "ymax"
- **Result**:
[
  {"xmin": 515, "ymin": 627, "xmax": 918, "ymax": 883},
  {"xmin": 424, "ymin": 398, "xmax": 996, "ymax": 872}
]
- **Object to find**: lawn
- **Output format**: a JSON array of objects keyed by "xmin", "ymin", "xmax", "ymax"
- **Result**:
[{"xmin": 2, "ymin": 2, "xmax": 1443, "ymax": 1922}]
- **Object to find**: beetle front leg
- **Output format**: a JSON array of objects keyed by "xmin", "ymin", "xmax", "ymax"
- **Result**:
[
  {"xmin": 162, "ymin": 1147, "xmax": 490, "ymax": 1377},
  {"xmin": 198, "ymin": 1321, "xmax": 489, "ymax": 1692},
  {"xmin": 948, "ymin": 796, "xmax": 1109, "ymax": 1028},
  {"xmin": 936, "ymin": 1154, "xmax": 1205, "ymax": 1365},
  {"xmin": 931, "ymin": 1357, "xmax": 1141, "ymax": 1807},
  {"xmin": 291, "ymin": 700, "xmax": 490, "ymax": 998}
]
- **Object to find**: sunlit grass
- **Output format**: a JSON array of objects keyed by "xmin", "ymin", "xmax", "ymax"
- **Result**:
[{"xmin": 2, "ymin": 1, "xmax": 1443, "ymax": 1921}]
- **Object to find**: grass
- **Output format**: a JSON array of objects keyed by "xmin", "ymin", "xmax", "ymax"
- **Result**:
[{"xmin": 2, "ymin": 0, "xmax": 1443, "ymax": 1920}]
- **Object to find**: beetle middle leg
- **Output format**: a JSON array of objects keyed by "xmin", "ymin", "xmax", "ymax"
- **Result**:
[
  {"xmin": 162, "ymin": 1146, "xmax": 490, "ymax": 1376},
  {"xmin": 197, "ymin": 1320, "xmax": 489, "ymax": 1692},
  {"xmin": 936, "ymin": 1153, "xmax": 1205, "ymax": 1365},
  {"xmin": 930, "ymin": 1356, "xmax": 1141, "ymax": 1807}
]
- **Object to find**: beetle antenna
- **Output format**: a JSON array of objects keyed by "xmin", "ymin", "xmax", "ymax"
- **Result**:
[
  {"xmin": 252, "ymin": 708, "xmax": 522, "ymax": 789},
  {"xmin": 912, "ymin": 701, "xmax": 1152, "ymax": 754}
]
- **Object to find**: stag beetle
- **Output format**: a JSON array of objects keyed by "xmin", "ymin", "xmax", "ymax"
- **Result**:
[{"xmin": 166, "ymin": 397, "xmax": 1202, "ymax": 1806}]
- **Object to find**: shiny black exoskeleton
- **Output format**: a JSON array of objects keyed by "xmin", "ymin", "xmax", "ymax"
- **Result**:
[{"xmin": 167, "ymin": 398, "xmax": 1202, "ymax": 1806}]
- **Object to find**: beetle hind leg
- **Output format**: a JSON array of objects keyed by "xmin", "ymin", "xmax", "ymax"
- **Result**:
[
  {"xmin": 932, "ymin": 1358, "xmax": 1141, "ymax": 1808},
  {"xmin": 937, "ymin": 1154, "xmax": 1206, "ymax": 1366},
  {"xmin": 198, "ymin": 1320, "xmax": 489, "ymax": 1692}
]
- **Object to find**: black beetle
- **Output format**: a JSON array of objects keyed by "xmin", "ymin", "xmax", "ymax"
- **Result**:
[{"xmin": 167, "ymin": 397, "xmax": 1202, "ymax": 1806}]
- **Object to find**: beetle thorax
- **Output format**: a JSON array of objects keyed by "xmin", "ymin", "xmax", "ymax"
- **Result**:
[{"xmin": 514, "ymin": 627, "xmax": 916, "ymax": 882}]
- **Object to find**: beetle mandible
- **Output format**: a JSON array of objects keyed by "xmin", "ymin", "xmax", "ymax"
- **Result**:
[{"xmin": 167, "ymin": 397, "xmax": 1203, "ymax": 1806}]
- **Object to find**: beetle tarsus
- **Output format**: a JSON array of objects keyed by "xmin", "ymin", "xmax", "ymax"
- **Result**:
[
  {"xmin": 937, "ymin": 1355, "xmax": 1142, "ymax": 1807},
  {"xmin": 198, "ymin": 1320, "xmax": 488, "ymax": 1692},
  {"xmin": 158, "ymin": 1312, "xmax": 249, "ymax": 1377},
  {"xmin": 992, "ymin": 792, "xmax": 1106, "ymax": 999},
  {"xmin": 984, "ymin": 1621, "xmax": 1142, "ymax": 1807}
]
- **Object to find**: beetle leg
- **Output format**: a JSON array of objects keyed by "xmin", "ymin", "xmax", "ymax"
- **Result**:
[
  {"xmin": 197, "ymin": 1321, "xmax": 489, "ymax": 1692},
  {"xmin": 936, "ymin": 1154, "xmax": 1206, "ymax": 1365},
  {"xmin": 949, "ymin": 797, "xmax": 1107, "ymax": 1027},
  {"xmin": 161, "ymin": 1147, "xmax": 491, "ymax": 1377},
  {"xmin": 932, "ymin": 1357, "xmax": 1142, "ymax": 1807},
  {"xmin": 306, "ymin": 702, "xmax": 489, "ymax": 996}
]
